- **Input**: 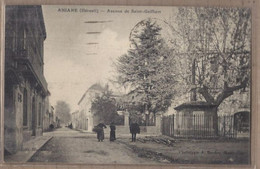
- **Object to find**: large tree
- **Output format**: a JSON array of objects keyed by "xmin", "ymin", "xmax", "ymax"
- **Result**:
[
  {"xmin": 115, "ymin": 18, "xmax": 177, "ymax": 125},
  {"xmin": 55, "ymin": 101, "xmax": 72, "ymax": 125},
  {"xmin": 175, "ymin": 7, "xmax": 251, "ymax": 134},
  {"xmin": 91, "ymin": 90, "xmax": 123, "ymax": 125}
]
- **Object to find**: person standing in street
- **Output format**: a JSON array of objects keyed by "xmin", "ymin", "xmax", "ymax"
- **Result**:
[
  {"xmin": 96, "ymin": 122, "xmax": 107, "ymax": 142},
  {"xmin": 130, "ymin": 121, "xmax": 140, "ymax": 142},
  {"xmin": 109, "ymin": 122, "xmax": 116, "ymax": 141}
]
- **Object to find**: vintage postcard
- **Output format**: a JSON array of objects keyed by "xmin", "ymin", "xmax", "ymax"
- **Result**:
[{"xmin": 2, "ymin": 4, "xmax": 252, "ymax": 166}]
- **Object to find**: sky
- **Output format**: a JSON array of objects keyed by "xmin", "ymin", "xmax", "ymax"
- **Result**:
[{"xmin": 42, "ymin": 5, "xmax": 178, "ymax": 112}]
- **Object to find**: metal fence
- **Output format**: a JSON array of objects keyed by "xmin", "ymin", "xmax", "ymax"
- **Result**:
[
  {"xmin": 162, "ymin": 115, "xmax": 175, "ymax": 137},
  {"xmin": 218, "ymin": 115, "xmax": 237, "ymax": 138},
  {"xmin": 162, "ymin": 114, "xmax": 238, "ymax": 139}
]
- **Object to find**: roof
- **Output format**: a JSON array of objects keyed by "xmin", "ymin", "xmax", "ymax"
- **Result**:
[
  {"xmin": 174, "ymin": 101, "xmax": 217, "ymax": 111},
  {"xmin": 88, "ymin": 83, "xmax": 106, "ymax": 91},
  {"xmin": 78, "ymin": 83, "xmax": 106, "ymax": 105},
  {"xmin": 35, "ymin": 6, "xmax": 47, "ymax": 40},
  {"xmin": 47, "ymin": 90, "xmax": 51, "ymax": 96},
  {"xmin": 72, "ymin": 110, "xmax": 79, "ymax": 115}
]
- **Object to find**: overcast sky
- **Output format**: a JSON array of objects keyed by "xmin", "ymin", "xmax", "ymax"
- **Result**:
[{"xmin": 42, "ymin": 5, "xmax": 177, "ymax": 112}]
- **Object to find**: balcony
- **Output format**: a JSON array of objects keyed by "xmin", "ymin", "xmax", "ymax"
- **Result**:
[{"xmin": 14, "ymin": 48, "xmax": 48, "ymax": 95}]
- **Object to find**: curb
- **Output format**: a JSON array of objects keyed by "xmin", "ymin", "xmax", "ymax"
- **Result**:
[
  {"xmin": 4, "ymin": 136, "xmax": 53, "ymax": 163},
  {"xmin": 26, "ymin": 136, "xmax": 53, "ymax": 162}
]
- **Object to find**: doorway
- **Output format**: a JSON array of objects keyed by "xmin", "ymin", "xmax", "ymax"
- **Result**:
[{"xmin": 32, "ymin": 97, "xmax": 36, "ymax": 136}]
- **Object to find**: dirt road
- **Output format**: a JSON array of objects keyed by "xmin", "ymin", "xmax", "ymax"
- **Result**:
[
  {"xmin": 29, "ymin": 127, "xmax": 157, "ymax": 164},
  {"xmin": 29, "ymin": 127, "xmax": 250, "ymax": 164}
]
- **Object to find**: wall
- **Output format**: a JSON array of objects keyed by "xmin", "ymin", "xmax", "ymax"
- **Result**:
[
  {"xmin": 4, "ymin": 6, "xmax": 47, "ymax": 154},
  {"xmin": 104, "ymin": 126, "xmax": 160, "ymax": 136},
  {"xmin": 4, "ymin": 85, "xmax": 23, "ymax": 153}
]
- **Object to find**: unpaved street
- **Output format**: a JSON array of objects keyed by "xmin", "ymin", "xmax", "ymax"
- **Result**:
[
  {"xmin": 28, "ymin": 127, "xmax": 250, "ymax": 164},
  {"xmin": 29, "ymin": 127, "xmax": 157, "ymax": 164}
]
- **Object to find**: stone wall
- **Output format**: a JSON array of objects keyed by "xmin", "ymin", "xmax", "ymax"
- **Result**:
[
  {"xmin": 104, "ymin": 125, "xmax": 161, "ymax": 136},
  {"xmin": 4, "ymin": 85, "xmax": 23, "ymax": 154},
  {"xmin": 4, "ymin": 6, "xmax": 47, "ymax": 154}
]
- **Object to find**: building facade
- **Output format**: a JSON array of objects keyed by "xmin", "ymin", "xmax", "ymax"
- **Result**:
[
  {"xmin": 71, "ymin": 110, "xmax": 79, "ymax": 130},
  {"xmin": 74, "ymin": 83, "xmax": 108, "ymax": 132},
  {"xmin": 43, "ymin": 104, "xmax": 56, "ymax": 131},
  {"xmin": 4, "ymin": 6, "xmax": 48, "ymax": 154}
]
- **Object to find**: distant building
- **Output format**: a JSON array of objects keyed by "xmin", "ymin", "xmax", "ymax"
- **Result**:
[
  {"xmin": 43, "ymin": 91, "xmax": 51, "ymax": 131},
  {"xmin": 43, "ymin": 104, "xmax": 56, "ymax": 131},
  {"xmin": 71, "ymin": 110, "xmax": 79, "ymax": 129},
  {"xmin": 4, "ymin": 6, "xmax": 48, "ymax": 154},
  {"xmin": 76, "ymin": 83, "xmax": 108, "ymax": 131}
]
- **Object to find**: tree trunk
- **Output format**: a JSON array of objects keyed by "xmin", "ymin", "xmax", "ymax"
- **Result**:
[
  {"xmin": 153, "ymin": 112, "xmax": 156, "ymax": 125},
  {"xmin": 144, "ymin": 103, "xmax": 149, "ymax": 126},
  {"xmin": 198, "ymin": 78, "xmax": 249, "ymax": 136},
  {"xmin": 145, "ymin": 113, "xmax": 150, "ymax": 126}
]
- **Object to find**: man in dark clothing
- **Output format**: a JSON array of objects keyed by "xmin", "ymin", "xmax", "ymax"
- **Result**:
[
  {"xmin": 109, "ymin": 122, "xmax": 116, "ymax": 141},
  {"xmin": 130, "ymin": 122, "xmax": 140, "ymax": 142}
]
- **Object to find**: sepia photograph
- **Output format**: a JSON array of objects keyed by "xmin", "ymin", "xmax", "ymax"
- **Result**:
[{"xmin": 3, "ymin": 5, "xmax": 251, "ymax": 165}]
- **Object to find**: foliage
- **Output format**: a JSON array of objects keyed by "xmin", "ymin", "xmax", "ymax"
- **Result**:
[
  {"xmin": 128, "ymin": 109, "xmax": 147, "ymax": 126},
  {"xmin": 91, "ymin": 90, "xmax": 123, "ymax": 125},
  {"xmin": 55, "ymin": 100, "xmax": 71, "ymax": 125},
  {"xmin": 115, "ymin": 18, "xmax": 177, "ymax": 115},
  {"xmin": 175, "ymin": 7, "xmax": 251, "ymax": 106}
]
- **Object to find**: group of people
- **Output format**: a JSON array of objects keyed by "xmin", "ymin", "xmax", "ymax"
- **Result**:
[
  {"xmin": 93, "ymin": 122, "xmax": 140, "ymax": 142},
  {"xmin": 93, "ymin": 122, "xmax": 116, "ymax": 142}
]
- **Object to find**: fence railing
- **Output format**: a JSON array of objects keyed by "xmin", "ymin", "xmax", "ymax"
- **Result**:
[
  {"xmin": 162, "ymin": 114, "xmax": 238, "ymax": 139},
  {"xmin": 218, "ymin": 115, "xmax": 237, "ymax": 138},
  {"xmin": 162, "ymin": 115, "xmax": 174, "ymax": 137}
]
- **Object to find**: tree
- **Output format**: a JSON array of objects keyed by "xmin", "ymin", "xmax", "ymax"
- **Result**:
[
  {"xmin": 115, "ymin": 18, "xmax": 178, "ymax": 125},
  {"xmin": 91, "ymin": 90, "xmax": 123, "ymax": 125},
  {"xmin": 175, "ymin": 7, "xmax": 251, "ymax": 134},
  {"xmin": 55, "ymin": 101, "xmax": 72, "ymax": 125}
]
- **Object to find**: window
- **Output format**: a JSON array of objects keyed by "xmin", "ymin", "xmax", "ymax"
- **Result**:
[
  {"xmin": 18, "ymin": 26, "xmax": 27, "ymax": 51},
  {"xmin": 38, "ymin": 103, "xmax": 42, "ymax": 126},
  {"xmin": 5, "ymin": 14, "xmax": 17, "ymax": 52},
  {"xmin": 7, "ymin": 30, "xmax": 16, "ymax": 51},
  {"xmin": 23, "ymin": 28, "xmax": 27, "ymax": 49},
  {"xmin": 23, "ymin": 89, "xmax": 28, "ymax": 126}
]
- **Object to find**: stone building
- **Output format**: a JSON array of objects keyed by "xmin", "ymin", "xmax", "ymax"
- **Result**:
[
  {"xmin": 71, "ymin": 110, "xmax": 79, "ymax": 130},
  {"xmin": 43, "ymin": 104, "xmax": 56, "ymax": 131},
  {"xmin": 75, "ymin": 83, "xmax": 108, "ymax": 132},
  {"xmin": 4, "ymin": 6, "xmax": 48, "ymax": 154}
]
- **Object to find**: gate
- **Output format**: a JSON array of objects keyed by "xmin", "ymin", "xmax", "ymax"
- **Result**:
[
  {"xmin": 162, "ymin": 115, "xmax": 174, "ymax": 137},
  {"xmin": 162, "ymin": 114, "xmax": 238, "ymax": 138}
]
